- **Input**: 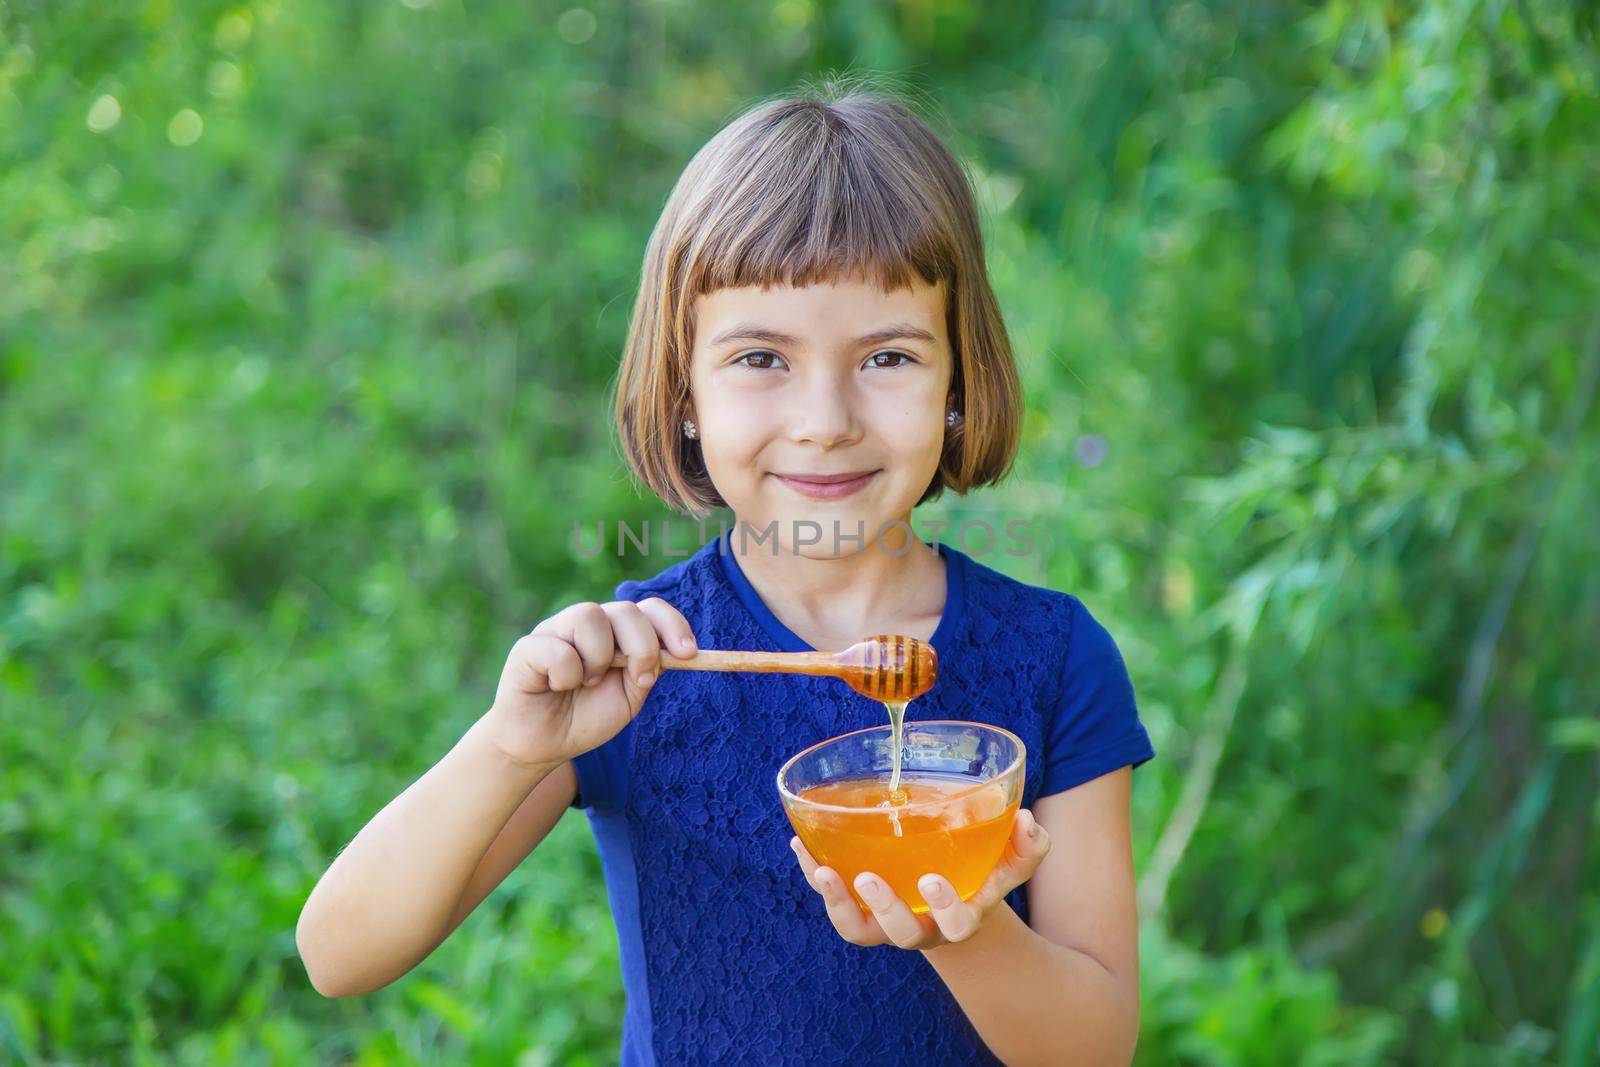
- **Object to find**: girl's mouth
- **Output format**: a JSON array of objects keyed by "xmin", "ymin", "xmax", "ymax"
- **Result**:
[{"xmin": 772, "ymin": 470, "xmax": 880, "ymax": 500}]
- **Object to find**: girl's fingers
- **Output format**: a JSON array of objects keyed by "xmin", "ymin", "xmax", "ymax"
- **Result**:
[
  {"xmin": 917, "ymin": 875, "xmax": 980, "ymax": 943},
  {"xmin": 637, "ymin": 597, "xmax": 698, "ymax": 658},
  {"xmin": 790, "ymin": 838, "xmax": 883, "ymax": 946},
  {"xmin": 511, "ymin": 632, "xmax": 586, "ymax": 694},
  {"xmin": 820, "ymin": 869, "xmax": 885, "ymax": 946},
  {"xmin": 973, "ymin": 809, "xmax": 1052, "ymax": 910},
  {"xmin": 853, "ymin": 872, "xmax": 932, "ymax": 950},
  {"xmin": 790, "ymin": 835, "xmax": 823, "ymax": 891},
  {"xmin": 1007, "ymin": 808, "xmax": 1051, "ymax": 874},
  {"xmin": 537, "ymin": 602, "xmax": 616, "ymax": 686},
  {"xmin": 601, "ymin": 600, "xmax": 663, "ymax": 688}
]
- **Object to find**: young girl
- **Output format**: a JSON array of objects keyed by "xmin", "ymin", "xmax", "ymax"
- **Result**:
[{"xmin": 297, "ymin": 83, "xmax": 1155, "ymax": 1066}]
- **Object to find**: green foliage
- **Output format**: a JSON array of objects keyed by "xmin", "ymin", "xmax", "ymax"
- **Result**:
[
  {"xmin": 4, "ymin": 0, "xmax": 1598, "ymax": 1063},
  {"xmin": 1138, "ymin": 924, "xmax": 1401, "ymax": 1067}
]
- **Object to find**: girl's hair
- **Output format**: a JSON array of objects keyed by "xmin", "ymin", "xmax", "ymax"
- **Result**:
[{"xmin": 613, "ymin": 75, "xmax": 1023, "ymax": 517}]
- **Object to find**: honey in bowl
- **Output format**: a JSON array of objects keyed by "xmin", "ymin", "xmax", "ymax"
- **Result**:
[{"xmin": 777, "ymin": 721, "xmax": 1026, "ymax": 915}]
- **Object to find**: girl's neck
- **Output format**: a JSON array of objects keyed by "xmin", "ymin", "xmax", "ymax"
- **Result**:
[{"xmin": 731, "ymin": 520, "xmax": 947, "ymax": 652}]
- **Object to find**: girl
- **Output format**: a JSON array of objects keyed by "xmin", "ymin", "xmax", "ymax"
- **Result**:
[{"xmin": 297, "ymin": 82, "xmax": 1155, "ymax": 1066}]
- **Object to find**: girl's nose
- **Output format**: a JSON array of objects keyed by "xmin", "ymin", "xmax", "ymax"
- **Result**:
[{"xmin": 788, "ymin": 391, "xmax": 862, "ymax": 449}]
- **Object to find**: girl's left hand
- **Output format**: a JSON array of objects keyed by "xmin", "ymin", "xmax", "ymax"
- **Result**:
[{"xmin": 789, "ymin": 808, "xmax": 1051, "ymax": 950}]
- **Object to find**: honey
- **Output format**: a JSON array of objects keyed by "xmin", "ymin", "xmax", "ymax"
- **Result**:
[
  {"xmin": 883, "ymin": 697, "xmax": 909, "ymax": 804},
  {"xmin": 790, "ymin": 773, "xmax": 1019, "ymax": 914}
]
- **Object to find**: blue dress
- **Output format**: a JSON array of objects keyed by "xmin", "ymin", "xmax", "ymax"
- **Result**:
[{"xmin": 570, "ymin": 531, "xmax": 1155, "ymax": 1065}]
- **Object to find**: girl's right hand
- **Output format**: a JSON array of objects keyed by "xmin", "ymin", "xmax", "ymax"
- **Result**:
[{"xmin": 485, "ymin": 597, "xmax": 698, "ymax": 769}]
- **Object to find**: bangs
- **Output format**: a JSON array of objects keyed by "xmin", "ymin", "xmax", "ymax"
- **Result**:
[{"xmin": 675, "ymin": 104, "xmax": 965, "ymax": 301}]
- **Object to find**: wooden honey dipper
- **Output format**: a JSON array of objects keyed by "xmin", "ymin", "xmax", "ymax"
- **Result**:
[{"xmin": 609, "ymin": 634, "xmax": 938, "ymax": 701}]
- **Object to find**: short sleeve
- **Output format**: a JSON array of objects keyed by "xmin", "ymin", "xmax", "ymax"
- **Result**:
[
  {"xmin": 569, "ymin": 724, "xmax": 634, "ymax": 811},
  {"xmin": 1039, "ymin": 597, "xmax": 1155, "ymax": 797},
  {"xmin": 568, "ymin": 740, "xmax": 605, "ymax": 810},
  {"xmin": 567, "ymin": 578, "xmax": 644, "ymax": 811}
]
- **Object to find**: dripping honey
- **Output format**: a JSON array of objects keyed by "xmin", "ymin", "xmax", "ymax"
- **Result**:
[{"xmin": 882, "ymin": 698, "xmax": 909, "ymax": 803}]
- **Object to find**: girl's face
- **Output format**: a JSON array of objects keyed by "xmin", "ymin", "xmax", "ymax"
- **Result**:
[{"xmin": 687, "ymin": 275, "xmax": 954, "ymax": 557}]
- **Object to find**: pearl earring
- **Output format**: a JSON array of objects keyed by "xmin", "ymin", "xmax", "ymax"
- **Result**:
[
  {"xmin": 682, "ymin": 419, "xmax": 698, "ymax": 440},
  {"xmin": 946, "ymin": 409, "xmax": 961, "ymax": 427}
]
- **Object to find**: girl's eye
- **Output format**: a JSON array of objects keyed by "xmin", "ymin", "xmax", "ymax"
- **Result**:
[
  {"xmin": 867, "ymin": 350, "xmax": 914, "ymax": 369},
  {"xmin": 735, "ymin": 350, "xmax": 784, "ymax": 370}
]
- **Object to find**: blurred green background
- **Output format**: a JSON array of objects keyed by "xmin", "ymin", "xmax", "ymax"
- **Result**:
[{"xmin": 4, "ymin": 0, "xmax": 1599, "ymax": 1063}]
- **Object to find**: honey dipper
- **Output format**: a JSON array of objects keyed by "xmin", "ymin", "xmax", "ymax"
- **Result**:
[{"xmin": 608, "ymin": 634, "xmax": 938, "ymax": 701}]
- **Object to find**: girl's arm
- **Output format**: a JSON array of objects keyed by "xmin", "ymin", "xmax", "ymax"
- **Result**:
[
  {"xmin": 294, "ymin": 716, "xmax": 575, "ymax": 997},
  {"xmin": 919, "ymin": 768, "xmax": 1140, "ymax": 1066},
  {"xmin": 447, "ymin": 756, "xmax": 579, "ymax": 930},
  {"xmin": 296, "ymin": 596, "xmax": 698, "ymax": 998}
]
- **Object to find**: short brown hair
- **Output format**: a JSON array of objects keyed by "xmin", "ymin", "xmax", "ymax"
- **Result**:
[{"xmin": 612, "ymin": 75, "xmax": 1022, "ymax": 517}]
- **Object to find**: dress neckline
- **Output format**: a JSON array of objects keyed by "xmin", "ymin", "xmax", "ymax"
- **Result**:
[{"xmin": 713, "ymin": 527, "xmax": 966, "ymax": 657}]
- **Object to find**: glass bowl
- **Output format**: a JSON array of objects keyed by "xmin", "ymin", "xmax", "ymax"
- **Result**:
[{"xmin": 776, "ymin": 720, "xmax": 1025, "ymax": 914}]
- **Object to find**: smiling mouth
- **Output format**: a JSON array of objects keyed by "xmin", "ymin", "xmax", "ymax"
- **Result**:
[{"xmin": 772, "ymin": 470, "xmax": 880, "ymax": 499}]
